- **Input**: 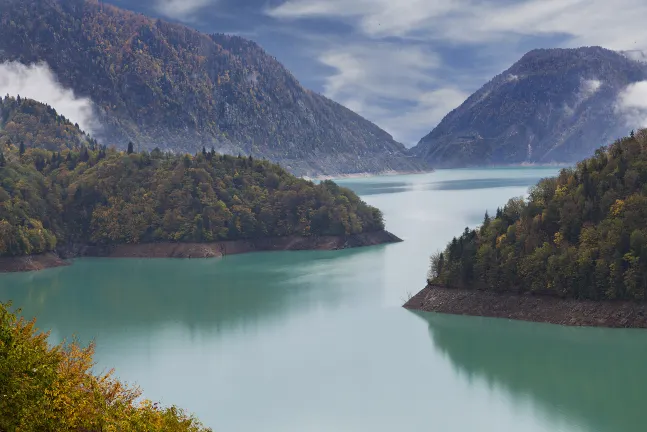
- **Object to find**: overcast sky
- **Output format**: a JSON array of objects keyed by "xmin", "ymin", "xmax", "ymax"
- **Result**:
[{"xmin": 102, "ymin": 0, "xmax": 647, "ymax": 146}]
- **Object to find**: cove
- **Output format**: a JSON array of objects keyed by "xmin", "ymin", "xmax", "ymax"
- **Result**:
[{"xmin": 3, "ymin": 167, "xmax": 647, "ymax": 432}]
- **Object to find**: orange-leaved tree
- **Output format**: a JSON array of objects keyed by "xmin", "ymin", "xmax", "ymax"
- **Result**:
[{"xmin": 0, "ymin": 302, "xmax": 211, "ymax": 431}]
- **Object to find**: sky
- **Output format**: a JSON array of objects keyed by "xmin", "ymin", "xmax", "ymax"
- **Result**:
[{"xmin": 16, "ymin": 0, "xmax": 647, "ymax": 146}]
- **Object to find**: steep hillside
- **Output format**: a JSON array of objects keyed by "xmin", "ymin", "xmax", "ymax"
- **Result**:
[
  {"xmin": 0, "ymin": 0, "xmax": 429, "ymax": 176},
  {"xmin": 411, "ymin": 47, "xmax": 647, "ymax": 167},
  {"xmin": 427, "ymin": 129, "xmax": 647, "ymax": 301},
  {"xmin": 0, "ymin": 95, "xmax": 97, "ymax": 151},
  {"xmin": 0, "ymin": 98, "xmax": 392, "ymax": 259}
]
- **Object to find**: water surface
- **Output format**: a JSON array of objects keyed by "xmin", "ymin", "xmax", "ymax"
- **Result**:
[{"xmin": 3, "ymin": 167, "xmax": 647, "ymax": 432}]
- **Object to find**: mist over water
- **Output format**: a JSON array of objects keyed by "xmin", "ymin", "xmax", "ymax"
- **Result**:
[{"xmin": 3, "ymin": 167, "xmax": 647, "ymax": 432}]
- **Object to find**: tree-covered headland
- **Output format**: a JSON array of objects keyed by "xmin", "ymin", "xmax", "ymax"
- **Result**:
[
  {"xmin": 429, "ymin": 129, "xmax": 647, "ymax": 301},
  {"xmin": 0, "ymin": 97, "xmax": 386, "ymax": 258}
]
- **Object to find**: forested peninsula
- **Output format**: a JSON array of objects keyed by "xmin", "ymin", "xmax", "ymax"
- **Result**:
[
  {"xmin": 0, "ymin": 97, "xmax": 399, "ymax": 273},
  {"xmin": 405, "ymin": 130, "xmax": 647, "ymax": 328}
]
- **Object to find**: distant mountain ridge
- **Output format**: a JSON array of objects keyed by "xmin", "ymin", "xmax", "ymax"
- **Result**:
[
  {"xmin": 411, "ymin": 46, "xmax": 647, "ymax": 167},
  {"xmin": 0, "ymin": 0, "xmax": 430, "ymax": 176}
]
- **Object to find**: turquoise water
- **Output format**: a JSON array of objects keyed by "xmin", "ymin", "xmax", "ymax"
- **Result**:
[{"xmin": 3, "ymin": 167, "xmax": 647, "ymax": 432}]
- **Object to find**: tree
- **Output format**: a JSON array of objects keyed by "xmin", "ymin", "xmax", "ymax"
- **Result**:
[
  {"xmin": 127, "ymin": 142, "xmax": 134, "ymax": 154},
  {"xmin": 631, "ymin": 130, "xmax": 635, "ymax": 138},
  {"xmin": 79, "ymin": 147, "xmax": 90, "ymax": 162},
  {"xmin": 19, "ymin": 141, "xmax": 25, "ymax": 155},
  {"xmin": 0, "ymin": 151, "xmax": 5, "ymax": 167}
]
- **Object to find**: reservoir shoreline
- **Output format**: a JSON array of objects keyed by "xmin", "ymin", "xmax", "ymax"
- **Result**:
[
  {"xmin": 404, "ymin": 285, "xmax": 647, "ymax": 328},
  {"xmin": 0, "ymin": 230, "xmax": 402, "ymax": 274}
]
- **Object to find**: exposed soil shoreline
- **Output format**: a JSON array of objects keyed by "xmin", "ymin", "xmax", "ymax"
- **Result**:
[
  {"xmin": 404, "ymin": 285, "xmax": 647, "ymax": 328},
  {"xmin": 0, "ymin": 230, "xmax": 402, "ymax": 274}
]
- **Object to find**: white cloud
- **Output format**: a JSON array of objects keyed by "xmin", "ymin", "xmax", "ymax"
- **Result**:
[
  {"xmin": 316, "ymin": 43, "xmax": 465, "ymax": 144},
  {"xmin": 581, "ymin": 79, "xmax": 602, "ymax": 97},
  {"xmin": 616, "ymin": 81, "xmax": 647, "ymax": 128},
  {"xmin": 268, "ymin": 0, "xmax": 647, "ymax": 49},
  {"xmin": 269, "ymin": 0, "xmax": 647, "ymax": 143},
  {"xmin": 268, "ymin": 0, "xmax": 465, "ymax": 37},
  {"xmin": 0, "ymin": 62, "xmax": 98, "ymax": 134},
  {"xmin": 156, "ymin": 0, "xmax": 214, "ymax": 21},
  {"xmin": 319, "ymin": 43, "xmax": 440, "ymax": 103}
]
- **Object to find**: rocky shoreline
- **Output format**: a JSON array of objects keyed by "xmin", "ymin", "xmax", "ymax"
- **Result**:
[
  {"xmin": 404, "ymin": 285, "xmax": 647, "ymax": 328},
  {"xmin": 0, "ymin": 230, "xmax": 402, "ymax": 273}
]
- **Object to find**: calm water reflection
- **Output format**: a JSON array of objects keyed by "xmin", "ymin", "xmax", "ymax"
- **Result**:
[{"xmin": 3, "ymin": 167, "xmax": 647, "ymax": 432}]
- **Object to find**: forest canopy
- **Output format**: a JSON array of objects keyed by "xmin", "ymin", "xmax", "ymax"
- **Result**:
[
  {"xmin": 429, "ymin": 129, "xmax": 647, "ymax": 301},
  {"xmin": 0, "ymin": 98, "xmax": 385, "ymax": 258}
]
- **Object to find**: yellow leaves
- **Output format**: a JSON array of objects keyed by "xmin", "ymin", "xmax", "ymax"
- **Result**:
[
  {"xmin": 496, "ymin": 234, "xmax": 507, "ymax": 248},
  {"xmin": 0, "ymin": 302, "xmax": 211, "ymax": 431},
  {"xmin": 610, "ymin": 199, "xmax": 625, "ymax": 217},
  {"xmin": 554, "ymin": 232, "xmax": 564, "ymax": 247},
  {"xmin": 554, "ymin": 184, "xmax": 568, "ymax": 199}
]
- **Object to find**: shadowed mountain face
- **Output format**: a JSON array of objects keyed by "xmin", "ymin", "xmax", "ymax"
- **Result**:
[
  {"xmin": 411, "ymin": 47, "xmax": 647, "ymax": 167},
  {"xmin": 0, "ymin": 0, "xmax": 430, "ymax": 177}
]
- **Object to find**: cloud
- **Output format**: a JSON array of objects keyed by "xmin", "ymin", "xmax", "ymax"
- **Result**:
[
  {"xmin": 268, "ymin": 0, "xmax": 465, "ymax": 38},
  {"xmin": 0, "ymin": 62, "xmax": 99, "ymax": 135},
  {"xmin": 319, "ymin": 43, "xmax": 440, "ymax": 103},
  {"xmin": 316, "ymin": 43, "xmax": 466, "ymax": 145},
  {"xmin": 616, "ymin": 81, "xmax": 647, "ymax": 128},
  {"xmin": 155, "ymin": 0, "xmax": 214, "ymax": 22},
  {"xmin": 268, "ymin": 0, "xmax": 647, "ymax": 143},
  {"xmin": 268, "ymin": 0, "xmax": 647, "ymax": 49}
]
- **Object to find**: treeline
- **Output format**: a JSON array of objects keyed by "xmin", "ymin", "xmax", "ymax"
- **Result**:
[
  {"xmin": 0, "ymin": 141, "xmax": 384, "ymax": 257},
  {"xmin": 0, "ymin": 95, "xmax": 98, "ymax": 151},
  {"xmin": 1, "ymin": 301, "xmax": 211, "ymax": 430},
  {"xmin": 429, "ymin": 130, "xmax": 647, "ymax": 301}
]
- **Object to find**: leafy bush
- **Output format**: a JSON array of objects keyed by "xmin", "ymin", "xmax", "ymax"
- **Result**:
[{"xmin": 0, "ymin": 302, "xmax": 211, "ymax": 431}]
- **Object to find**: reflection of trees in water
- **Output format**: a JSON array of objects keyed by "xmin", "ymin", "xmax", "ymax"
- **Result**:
[
  {"xmin": 2, "ymin": 248, "xmax": 379, "ymax": 341},
  {"xmin": 418, "ymin": 312, "xmax": 647, "ymax": 432}
]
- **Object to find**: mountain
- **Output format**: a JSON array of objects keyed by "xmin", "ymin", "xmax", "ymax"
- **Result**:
[
  {"xmin": 428, "ymin": 129, "xmax": 647, "ymax": 301},
  {"xmin": 0, "ymin": 0, "xmax": 429, "ymax": 177},
  {"xmin": 411, "ymin": 47, "xmax": 647, "ymax": 167}
]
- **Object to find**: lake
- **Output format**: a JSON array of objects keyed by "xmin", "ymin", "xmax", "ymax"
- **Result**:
[{"xmin": 2, "ymin": 167, "xmax": 647, "ymax": 432}]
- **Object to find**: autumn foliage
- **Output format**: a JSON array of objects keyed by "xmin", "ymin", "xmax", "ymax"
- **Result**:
[
  {"xmin": 0, "ymin": 98, "xmax": 385, "ymax": 257},
  {"xmin": 0, "ymin": 302, "xmax": 211, "ymax": 431},
  {"xmin": 430, "ymin": 129, "xmax": 647, "ymax": 301}
]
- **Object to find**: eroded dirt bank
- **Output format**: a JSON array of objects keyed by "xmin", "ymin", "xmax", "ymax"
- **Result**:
[
  {"xmin": 0, "ymin": 253, "xmax": 70, "ymax": 273},
  {"xmin": 404, "ymin": 285, "xmax": 647, "ymax": 328},
  {"xmin": 0, "ymin": 230, "xmax": 402, "ymax": 273}
]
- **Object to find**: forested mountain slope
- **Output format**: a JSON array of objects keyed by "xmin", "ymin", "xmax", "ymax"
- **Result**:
[
  {"xmin": 429, "ymin": 130, "xmax": 647, "ymax": 301},
  {"xmin": 0, "ymin": 0, "xmax": 429, "ymax": 176},
  {"xmin": 411, "ymin": 47, "xmax": 647, "ymax": 167},
  {"xmin": 0, "ymin": 98, "xmax": 388, "ymax": 258},
  {"xmin": 0, "ymin": 95, "xmax": 98, "ymax": 151}
]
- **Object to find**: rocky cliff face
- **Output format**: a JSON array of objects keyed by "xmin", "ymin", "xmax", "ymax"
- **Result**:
[
  {"xmin": 0, "ymin": 0, "xmax": 430, "ymax": 176},
  {"xmin": 411, "ymin": 47, "xmax": 647, "ymax": 167}
]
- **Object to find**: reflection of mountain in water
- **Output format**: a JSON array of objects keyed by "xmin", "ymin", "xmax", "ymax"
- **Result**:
[
  {"xmin": 417, "ymin": 312, "xmax": 647, "ymax": 432},
  {"xmin": 1, "ymin": 248, "xmax": 383, "ymax": 341}
]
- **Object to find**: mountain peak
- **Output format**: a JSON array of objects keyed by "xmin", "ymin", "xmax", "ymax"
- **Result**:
[
  {"xmin": 0, "ymin": 0, "xmax": 430, "ymax": 176},
  {"xmin": 411, "ymin": 46, "xmax": 647, "ymax": 167}
]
